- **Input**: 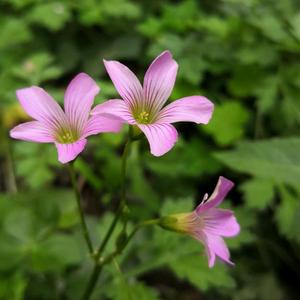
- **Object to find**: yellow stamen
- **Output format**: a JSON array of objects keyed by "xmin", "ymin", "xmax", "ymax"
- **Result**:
[
  {"xmin": 56, "ymin": 128, "xmax": 78, "ymax": 144},
  {"xmin": 137, "ymin": 111, "xmax": 150, "ymax": 123}
]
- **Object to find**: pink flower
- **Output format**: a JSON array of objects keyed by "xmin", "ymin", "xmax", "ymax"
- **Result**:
[
  {"xmin": 92, "ymin": 51, "xmax": 214, "ymax": 156},
  {"xmin": 160, "ymin": 177, "xmax": 240, "ymax": 267},
  {"xmin": 10, "ymin": 73, "xmax": 122, "ymax": 164}
]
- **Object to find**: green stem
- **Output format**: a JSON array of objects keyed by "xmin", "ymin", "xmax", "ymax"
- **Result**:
[
  {"xmin": 95, "ymin": 136, "xmax": 132, "ymax": 259},
  {"xmin": 81, "ymin": 135, "xmax": 132, "ymax": 300},
  {"xmin": 81, "ymin": 219, "xmax": 159, "ymax": 300},
  {"xmin": 121, "ymin": 137, "xmax": 131, "ymax": 203},
  {"xmin": 107, "ymin": 219, "xmax": 160, "ymax": 264},
  {"xmin": 67, "ymin": 163, "xmax": 94, "ymax": 255},
  {"xmin": 123, "ymin": 219, "xmax": 159, "ymax": 249},
  {"xmin": 80, "ymin": 264, "xmax": 103, "ymax": 300},
  {"xmin": 108, "ymin": 219, "xmax": 160, "ymax": 260}
]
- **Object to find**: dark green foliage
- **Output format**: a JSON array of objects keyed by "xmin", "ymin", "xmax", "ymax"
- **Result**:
[{"xmin": 0, "ymin": 0, "xmax": 300, "ymax": 299}]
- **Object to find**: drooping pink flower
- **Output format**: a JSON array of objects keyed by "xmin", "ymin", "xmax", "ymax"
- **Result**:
[
  {"xmin": 92, "ymin": 51, "xmax": 214, "ymax": 156},
  {"xmin": 159, "ymin": 176, "xmax": 240, "ymax": 267},
  {"xmin": 10, "ymin": 73, "xmax": 122, "ymax": 163}
]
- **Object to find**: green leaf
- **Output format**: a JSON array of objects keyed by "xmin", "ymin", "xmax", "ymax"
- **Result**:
[
  {"xmin": 163, "ymin": 0, "xmax": 199, "ymax": 32},
  {"xmin": 4, "ymin": 208, "xmax": 34, "ymax": 243},
  {"xmin": 255, "ymin": 76, "xmax": 279, "ymax": 114},
  {"xmin": 12, "ymin": 52, "xmax": 63, "ymax": 85},
  {"xmin": 78, "ymin": 0, "xmax": 141, "ymax": 26},
  {"xmin": 290, "ymin": 14, "xmax": 300, "ymax": 41},
  {"xmin": 241, "ymin": 178, "xmax": 275, "ymax": 210},
  {"xmin": 276, "ymin": 186, "xmax": 300, "ymax": 242},
  {"xmin": 14, "ymin": 142, "xmax": 59, "ymax": 189},
  {"xmin": 237, "ymin": 41, "xmax": 278, "ymax": 67},
  {"xmin": 31, "ymin": 233, "xmax": 82, "ymax": 271},
  {"xmin": 196, "ymin": 16, "xmax": 235, "ymax": 39},
  {"xmin": 215, "ymin": 137, "xmax": 300, "ymax": 187},
  {"xmin": 0, "ymin": 272, "xmax": 27, "ymax": 300},
  {"xmin": 0, "ymin": 18, "xmax": 31, "ymax": 49},
  {"xmin": 170, "ymin": 254, "xmax": 235, "ymax": 291},
  {"xmin": 250, "ymin": 13, "xmax": 290, "ymax": 44},
  {"xmin": 0, "ymin": 233, "xmax": 25, "ymax": 271},
  {"xmin": 203, "ymin": 101, "xmax": 250, "ymax": 146},
  {"xmin": 160, "ymin": 197, "xmax": 194, "ymax": 215},
  {"xmin": 148, "ymin": 34, "xmax": 207, "ymax": 84},
  {"xmin": 233, "ymin": 273, "xmax": 284, "ymax": 300},
  {"xmin": 101, "ymin": 35, "xmax": 142, "ymax": 59},
  {"xmin": 281, "ymin": 87, "xmax": 300, "ymax": 128},
  {"xmin": 106, "ymin": 280, "xmax": 160, "ymax": 300},
  {"xmin": 26, "ymin": 2, "xmax": 71, "ymax": 31},
  {"xmin": 146, "ymin": 139, "xmax": 220, "ymax": 178},
  {"xmin": 138, "ymin": 17, "xmax": 163, "ymax": 38},
  {"xmin": 228, "ymin": 66, "xmax": 266, "ymax": 97}
]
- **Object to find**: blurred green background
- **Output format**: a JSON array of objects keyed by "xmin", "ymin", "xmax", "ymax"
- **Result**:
[{"xmin": 1, "ymin": 0, "xmax": 300, "ymax": 299}]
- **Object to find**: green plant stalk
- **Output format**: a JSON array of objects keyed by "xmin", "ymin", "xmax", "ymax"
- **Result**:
[
  {"xmin": 81, "ymin": 134, "xmax": 133, "ymax": 300},
  {"xmin": 67, "ymin": 163, "xmax": 94, "ymax": 255},
  {"xmin": 81, "ymin": 219, "xmax": 159, "ymax": 300},
  {"xmin": 94, "ymin": 136, "xmax": 131, "ymax": 261},
  {"xmin": 109, "ymin": 219, "xmax": 160, "ymax": 262}
]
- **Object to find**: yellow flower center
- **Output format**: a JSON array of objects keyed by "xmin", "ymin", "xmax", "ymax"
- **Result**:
[
  {"xmin": 136, "ymin": 111, "xmax": 150, "ymax": 124},
  {"xmin": 56, "ymin": 128, "xmax": 79, "ymax": 144}
]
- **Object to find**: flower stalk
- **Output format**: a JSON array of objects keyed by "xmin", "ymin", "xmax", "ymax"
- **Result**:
[
  {"xmin": 81, "ymin": 218, "xmax": 159, "ymax": 300},
  {"xmin": 81, "ymin": 132, "xmax": 132, "ymax": 300},
  {"xmin": 94, "ymin": 132, "xmax": 132, "ymax": 261}
]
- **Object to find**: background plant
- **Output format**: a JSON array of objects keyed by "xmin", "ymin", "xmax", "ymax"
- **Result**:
[{"xmin": 0, "ymin": 0, "xmax": 300, "ymax": 299}]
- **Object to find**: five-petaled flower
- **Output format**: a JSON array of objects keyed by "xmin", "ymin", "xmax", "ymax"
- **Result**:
[
  {"xmin": 159, "ymin": 176, "xmax": 240, "ymax": 267},
  {"xmin": 10, "ymin": 73, "xmax": 122, "ymax": 163},
  {"xmin": 92, "ymin": 50, "xmax": 214, "ymax": 156}
]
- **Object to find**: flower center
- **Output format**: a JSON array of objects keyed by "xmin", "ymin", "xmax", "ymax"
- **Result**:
[
  {"xmin": 55, "ymin": 128, "xmax": 79, "ymax": 144},
  {"xmin": 176, "ymin": 212, "xmax": 204, "ymax": 233},
  {"xmin": 136, "ymin": 111, "xmax": 150, "ymax": 124}
]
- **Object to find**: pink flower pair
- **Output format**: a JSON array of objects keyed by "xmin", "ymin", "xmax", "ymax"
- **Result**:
[{"xmin": 10, "ymin": 51, "xmax": 214, "ymax": 163}]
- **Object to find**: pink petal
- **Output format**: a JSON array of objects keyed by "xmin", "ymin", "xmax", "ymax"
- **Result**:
[
  {"xmin": 192, "ymin": 231, "xmax": 216, "ymax": 267},
  {"xmin": 91, "ymin": 99, "xmax": 136, "ymax": 124},
  {"xmin": 16, "ymin": 87, "xmax": 66, "ymax": 130},
  {"xmin": 143, "ymin": 51, "xmax": 178, "ymax": 113},
  {"xmin": 138, "ymin": 123, "xmax": 178, "ymax": 156},
  {"xmin": 202, "ymin": 208, "xmax": 240, "ymax": 237},
  {"xmin": 103, "ymin": 60, "xmax": 143, "ymax": 109},
  {"xmin": 64, "ymin": 73, "xmax": 100, "ymax": 133},
  {"xmin": 82, "ymin": 115, "xmax": 123, "ymax": 138},
  {"xmin": 55, "ymin": 139, "xmax": 87, "ymax": 164},
  {"xmin": 196, "ymin": 177, "xmax": 234, "ymax": 214},
  {"xmin": 203, "ymin": 234, "xmax": 234, "ymax": 268},
  {"xmin": 156, "ymin": 96, "xmax": 214, "ymax": 124},
  {"xmin": 10, "ymin": 121, "xmax": 55, "ymax": 143}
]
